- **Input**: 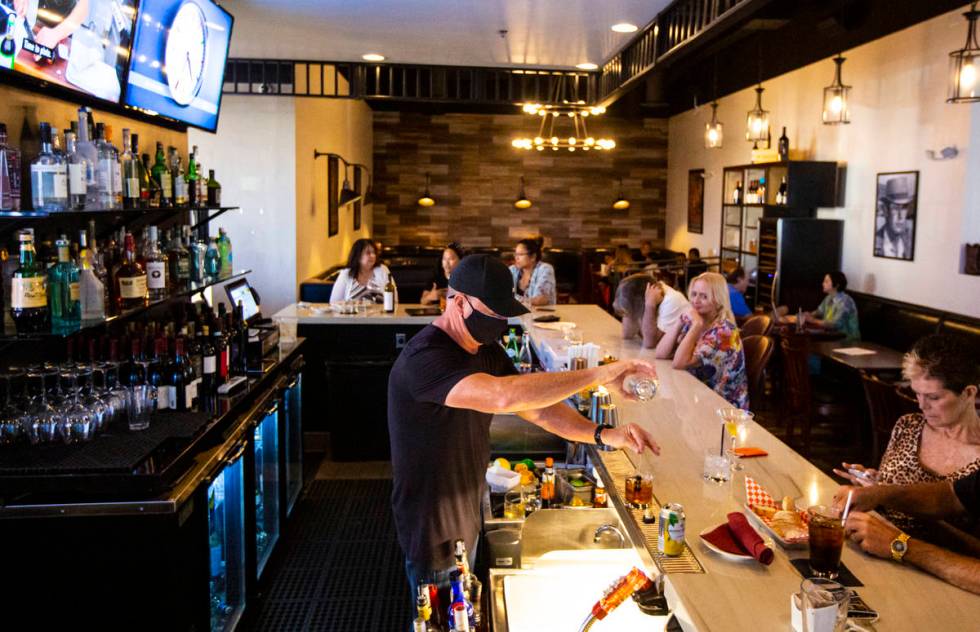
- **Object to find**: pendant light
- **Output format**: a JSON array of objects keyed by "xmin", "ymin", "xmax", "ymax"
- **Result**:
[
  {"xmin": 338, "ymin": 165, "xmax": 362, "ymax": 206},
  {"xmin": 705, "ymin": 102, "xmax": 724, "ymax": 148},
  {"xmin": 745, "ymin": 85, "xmax": 769, "ymax": 145},
  {"xmin": 948, "ymin": 2, "xmax": 980, "ymax": 103},
  {"xmin": 612, "ymin": 178, "xmax": 630, "ymax": 210},
  {"xmin": 417, "ymin": 172, "xmax": 435, "ymax": 207},
  {"xmin": 514, "ymin": 177, "xmax": 532, "ymax": 209},
  {"xmin": 822, "ymin": 54, "xmax": 852, "ymax": 124}
]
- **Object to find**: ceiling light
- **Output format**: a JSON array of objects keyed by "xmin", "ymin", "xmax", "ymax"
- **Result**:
[
  {"xmin": 576, "ymin": 62, "xmax": 598, "ymax": 71},
  {"xmin": 705, "ymin": 101, "xmax": 723, "ymax": 148},
  {"xmin": 612, "ymin": 178, "xmax": 630, "ymax": 210},
  {"xmin": 362, "ymin": 53, "xmax": 385, "ymax": 62},
  {"xmin": 611, "ymin": 23, "xmax": 638, "ymax": 33},
  {"xmin": 745, "ymin": 84, "xmax": 769, "ymax": 146},
  {"xmin": 822, "ymin": 54, "xmax": 852, "ymax": 124},
  {"xmin": 513, "ymin": 75, "xmax": 616, "ymax": 153},
  {"xmin": 948, "ymin": 2, "xmax": 980, "ymax": 103},
  {"xmin": 417, "ymin": 172, "xmax": 435, "ymax": 207},
  {"xmin": 514, "ymin": 177, "xmax": 532, "ymax": 209}
]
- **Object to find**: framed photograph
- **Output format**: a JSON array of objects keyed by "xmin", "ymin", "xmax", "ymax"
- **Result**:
[
  {"xmin": 873, "ymin": 171, "xmax": 918, "ymax": 261},
  {"xmin": 688, "ymin": 169, "xmax": 705, "ymax": 234}
]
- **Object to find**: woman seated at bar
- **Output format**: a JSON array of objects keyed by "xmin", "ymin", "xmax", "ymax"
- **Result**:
[
  {"xmin": 656, "ymin": 272, "xmax": 749, "ymax": 409},
  {"xmin": 613, "ymin": 273, "xmax": 689, "ymax": 349},
  {"xmin": 726, "ymin": 266, "xmax": 752, "ymax": 322},
  {"xmin": 835, "ymin": 334, "xmax": 980, "ymax": 543},
  {"xmin": 329, "ymin": 238, "xmax": 396, "ymax": 304},
  {"xmin": 509, "ymin": 237, "xmax": 556, "ymax": 306},
  {"xmin": 420, "ymin": 242, "xmax": 464, "ymax": 305}
]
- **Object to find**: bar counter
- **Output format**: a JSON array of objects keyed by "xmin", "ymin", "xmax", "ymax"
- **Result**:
[{"xmin": 520, "ymin": 305, "xmax": 977, "ymax": 631}]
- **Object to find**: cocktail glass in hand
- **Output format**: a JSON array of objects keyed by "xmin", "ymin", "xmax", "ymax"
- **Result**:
[
  {"xmin": 807, "ymin": 505, "xmax": 845, "ymax": 579},
  {"xmin": 623, "ymin": 374, "xmax": 658, "ymax": 401},
  {"xmin": 717, "ymin": 408, "xmax": 754, "ymax": 471}
]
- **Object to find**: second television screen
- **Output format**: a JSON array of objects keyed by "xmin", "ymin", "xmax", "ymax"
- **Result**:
[{"xmin": 124, "ymin": 0, "xmax": 232, "ymax": 131}]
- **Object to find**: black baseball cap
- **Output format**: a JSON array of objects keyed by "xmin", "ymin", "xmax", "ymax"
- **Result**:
[{"xmin": 449, "ymin": 254, "xmax": 529, "ymax": 317}]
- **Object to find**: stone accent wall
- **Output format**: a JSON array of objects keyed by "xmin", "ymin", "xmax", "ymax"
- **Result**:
[{"xmin": 372, "ymin": 112, "xmax": 668, "ymax": 250}]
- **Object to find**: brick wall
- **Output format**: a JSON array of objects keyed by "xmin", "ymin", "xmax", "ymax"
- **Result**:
[{"xmin": 372, "ymin": 112, "xmax": 668, "ymax": 250}]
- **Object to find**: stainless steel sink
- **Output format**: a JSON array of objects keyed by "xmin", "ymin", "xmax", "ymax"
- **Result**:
[{"xmin": 519, "ymin": 508, "xmax": 629, "ymax": 566}]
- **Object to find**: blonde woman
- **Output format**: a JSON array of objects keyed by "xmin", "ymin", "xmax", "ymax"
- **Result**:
[{"xmin": 656, "ymin": 272, "xmax": 749, "ymax": 409}]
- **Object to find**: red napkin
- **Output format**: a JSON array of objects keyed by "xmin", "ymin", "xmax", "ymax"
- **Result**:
[{"xmin": 727, "ymin": 512, "xmax": 774, "ymax": 565}]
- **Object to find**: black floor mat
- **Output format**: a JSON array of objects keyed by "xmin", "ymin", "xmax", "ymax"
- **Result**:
[{"xmin": 248, "ymin": 479, "xmax": 411, "ymax": 631}]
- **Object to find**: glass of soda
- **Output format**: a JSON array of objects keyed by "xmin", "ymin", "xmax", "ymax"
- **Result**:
[{"xmin": 807, "ymin": 505, "xmax": 845, "ymax": 579}]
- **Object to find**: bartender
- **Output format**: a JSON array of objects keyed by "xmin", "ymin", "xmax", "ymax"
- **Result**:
[{"xmin": 387, "ymin": 254, "xmax": 661, "ymax": 603}]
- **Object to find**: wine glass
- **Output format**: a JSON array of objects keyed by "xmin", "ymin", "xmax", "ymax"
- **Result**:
[
  {"xmin": 78, "ymin": 365, "xmax": 109, "ymax": 435},
  {"xmin": 716, "ymin": 408, "xmax": 754, "ymax": 471},
  {"xmin": 65, "ymin": 370, "xmax": 95, "ymax": 443},
  {"xmin": 25, "ymin": 372, "xmax": 62, "ymax": 445},
  {"xmin": 0, "ymin": 371, "xmax": 24, "ymax": 446}
]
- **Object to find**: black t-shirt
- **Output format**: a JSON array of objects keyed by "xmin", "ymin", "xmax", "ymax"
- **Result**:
[
  {"xmin": 954, "ymin": 470, "xmax": 980, "ymax": 518},
  {"xmin": 387, "ymin": 324, "xmax": 516, "ymax": 568}
]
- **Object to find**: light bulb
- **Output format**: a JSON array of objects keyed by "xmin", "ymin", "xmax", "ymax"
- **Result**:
[
  {"xmin": 581, "ymin": 111, "xmax": 589, "ymax": 118},
  {"xmin": 830, "ymin": 95, "xmax": 843, "ymax": 114},
  {"xmin": 707, "ymin": 128, "xmax": 719, "ymax": 143},
  {"xmin": 585, "ymin": 137, "xmax": 595, "ymax": 146},
  {"xmin": 960, "ymin": 61, "xmax": 977, "ymax": 92},
  {"xmin": 751, "ymin": 118, "xmax": 762, "ymax": 134},
  {"xmin": 536, "ymin": 146, "xmax": 544, "ymax": 151},
  {"xmin": 569, "ymin": 147, "xmax": 575, "ymax": 152},
  {"xmin": 539, "ymin": 110, "xmax": 547, "ymax": 117},
  {"xmin": 511, "ymin": 139, "xmax": 523, "ymax": 148},
  {"xmin": 568, "ymin": 137, "xmax": 576, "ymax": 145},
  {"xmin": 551, "ymin": 136, "xmax": 559, "ymax": 145},
  {"xmin": 534, "ymin": 137, "xmax": 543, "ymax": 145}
]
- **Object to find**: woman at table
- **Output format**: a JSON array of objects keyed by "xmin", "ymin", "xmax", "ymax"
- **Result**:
[
  {"xmin": 835, "ymin": 334, "xmax": 980, "ymax": 543},
  {"xmin": 509, "ymin": 237, "xmax": 556, "ymax": 306},
  {"xmin": 656, "ymin": 272, "xmax": 749, "ymax": 410},
  {"xmin": 420, "ymin": 242, "xmax": 464, "ymax": 305},
  {"xmin": 329, "ymin": 238, "xmax": 396, "ymax": 304},
  {"xmin": 803, "ymin": 271, "xmax": 860, "ymax": 341}
]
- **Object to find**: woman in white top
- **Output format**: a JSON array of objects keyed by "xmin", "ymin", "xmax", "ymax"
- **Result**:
[{"xmin": 329, "ymin": 238, "xmax": 397, "ymax": 304}]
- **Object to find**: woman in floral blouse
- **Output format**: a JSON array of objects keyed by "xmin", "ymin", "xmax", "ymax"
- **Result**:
[
  {"xmin": 804, "ymin": 271, "xmax": 861, "ymax": 342},
  {"xmin": 657, "ymin": 272, "xmax": 749, "ymax": 409},
  {"xmin": 509, "ymin": 237, "xmax": 557, "ymax": 306}
]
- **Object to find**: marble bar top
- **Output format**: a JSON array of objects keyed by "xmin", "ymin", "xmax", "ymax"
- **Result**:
[
  {"xmin": 519, "ymin": 305, "xmax": 978, "ymax": 632},
  {"xmin": 272, "ymin": 302, "xmax": 441, "ymax": 326}
]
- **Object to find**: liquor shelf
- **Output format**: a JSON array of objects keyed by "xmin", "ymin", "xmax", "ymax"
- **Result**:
[
  {"xmin": 0, "ymin": 206, "xmax": 239, "ymax": 220},
  {"xmin": 1, "ymin": 269, "xmax": 252, "ymax": 341}
]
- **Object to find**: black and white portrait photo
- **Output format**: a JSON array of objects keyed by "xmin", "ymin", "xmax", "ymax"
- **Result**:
[{"xmin": 874, "ymin": 171, "xmax": 918, "ymax": 261}]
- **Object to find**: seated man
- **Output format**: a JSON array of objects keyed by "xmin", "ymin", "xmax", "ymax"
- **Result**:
[
  {"xmin": 726, "ymin": 267, "xmax": 752, "ymax": 322},
  {"xmin": 612, "ymin": 273, "xmax": 689, "ymax": 349},
  {"xmin": 834, "ymin": 472, "xmax": 980, "ymax": 594}
]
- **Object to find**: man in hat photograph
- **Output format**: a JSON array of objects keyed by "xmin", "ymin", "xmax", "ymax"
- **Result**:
[{"xmin": 874, "ymin": 172, "xmax": 918, "ymax": 260}]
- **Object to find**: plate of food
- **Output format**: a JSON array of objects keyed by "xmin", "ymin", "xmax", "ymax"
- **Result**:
[{"xmin": 743, "ymin": 477, "xmax": 809, "ymax": 549}]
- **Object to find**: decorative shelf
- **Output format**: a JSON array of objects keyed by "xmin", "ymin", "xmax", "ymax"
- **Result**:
[
  {"xmin": 1, "ymin": 269, "xmax": 251, "ymax": 341},
  {"xmin": 0, "ymin": 206, "xmax": 238, "ymax": 220}
]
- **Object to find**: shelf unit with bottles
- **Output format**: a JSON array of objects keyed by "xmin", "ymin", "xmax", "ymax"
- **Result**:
[{"xmin": 720, "ymin": 160, "xmax": 840, "ymax": 306}]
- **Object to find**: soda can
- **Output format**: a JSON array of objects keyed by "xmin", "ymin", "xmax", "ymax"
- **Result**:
[{"xmin": 658, "ymin": 503, "xmax": 686, "ymax": 557}]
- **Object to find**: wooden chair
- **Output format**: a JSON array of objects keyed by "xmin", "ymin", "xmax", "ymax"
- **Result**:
[
  {"xmin": 861, "ymin": 372, "xmax": 920, "ymax": 463},
  {"xmin": 741, "ymin": 314, "xmax": 773, "ymax": 338},
  {"xmin": 743, "ymin": 335, "xmax": 774, "ymax": 411}
]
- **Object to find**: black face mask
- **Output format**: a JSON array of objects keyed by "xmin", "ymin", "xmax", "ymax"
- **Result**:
[{"xmin": 463, "ymin": 298, "xmax": 509, "ymax": 345}]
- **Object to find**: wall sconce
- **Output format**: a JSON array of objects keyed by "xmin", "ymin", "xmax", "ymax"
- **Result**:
[
  {"xmin": 612, "ymin": 178, "xmax": 630, "ymax": 210},
  {"xmin": 948, "ymin": 2, "xmax": 980, "ymax": 103},
  {"xmin": 822, "ymin": 54, "xmax": 852, "ymax": 124},
  {"xmin": 514, "ymin": 176, "xmax": 532, "ymax": 209},
  {"xmin": 418, "ymin": 172, "xmax": 435, "ymax": 207},
  {"xmin": 313, "ymin": 150, "xmax": 368, "ymax": 207}
]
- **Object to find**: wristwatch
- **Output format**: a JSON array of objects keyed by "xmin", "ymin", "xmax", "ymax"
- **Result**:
[
  {"xmin": 594, "ymin": 424, "xmax": 612, "ymax": 447},
  {"xmin": 890, "ymin": 532, "xmax": 911, "ymax": 562}
]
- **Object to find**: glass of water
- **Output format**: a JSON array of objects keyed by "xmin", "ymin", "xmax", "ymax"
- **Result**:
[
  {"xmin": 703, "ymin": 451, "xmax": 732, "ymax": 483},
  {"xmin": 623, "ymin": 373, "xmax": 658, "ymax": 401}
]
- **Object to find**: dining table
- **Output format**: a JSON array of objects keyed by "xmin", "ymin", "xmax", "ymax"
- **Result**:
[{"xmin": 811, "ymin": 340, "xmax": 906, "ymax": 373}]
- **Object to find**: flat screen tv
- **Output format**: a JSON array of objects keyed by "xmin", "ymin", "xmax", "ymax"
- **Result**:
[
  {"xmin": 123, "ymin": 0, "xmax": 232, "ymax": 132},
  {"xmin": 0, "ymin": 0, "xmax": 139, "ymax": 103}
]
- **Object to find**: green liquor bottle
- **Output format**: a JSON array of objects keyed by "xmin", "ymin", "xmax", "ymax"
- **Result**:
[
  {"xmin": 151, "ymin": 142, "xmax": 172, "ymax": 208},
  {"xmin": 48, "ymin": 235, "xmax": 80, "ymax": 328},
  {"xmin": 10, "ymin": 230, "xmax": 49, "ymax": 333}
]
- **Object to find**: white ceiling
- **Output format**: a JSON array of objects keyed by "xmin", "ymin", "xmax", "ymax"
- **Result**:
[{"xmin": 230, "ymin": 0, "xmax": 670, "ymax": 69}]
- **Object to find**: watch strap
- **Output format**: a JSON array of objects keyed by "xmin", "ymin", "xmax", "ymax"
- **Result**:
[
  {"xmin": 891, "ymin": 532, "xmax": 911, "ymax": 562},
  {"xmin": 594, "ymin": 424, "xmax": 610, "ymax": 447}
]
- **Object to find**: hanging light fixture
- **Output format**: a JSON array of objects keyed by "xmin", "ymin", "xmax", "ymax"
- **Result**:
[
  {"xmin": 417, "ymin": 172, "xmax": 435, "ymax": 207},
  {"xmin": 612, "ymin": 178, "xmax": 630, "ymax": 210},
  {"xmin": 514, "ymin": 177, "xmax": 532, "ymax": 209},
  {"xmin": 822, "ymin": 54, "xmax": 852, "ymax": 124},
  {"xmin": 745, "ymin": 85, "xmax": 769, "ymax": 146},
  {"xmin": 512, "ymin": 75, "xmax": 615, "ymax": 152},
  {"xmin": 705, "ymin": 102, "xmax": 724, "ymax": 148},
  {"xmin": 948, "ymin": 2, "xmax": 980, "ymax": 103},
  {"xmin": 338, "ymin": 165, "xmax": 362, "ymax": 206}
]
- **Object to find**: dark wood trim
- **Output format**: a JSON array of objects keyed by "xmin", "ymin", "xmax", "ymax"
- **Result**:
[
  {"xmin": 353, "ymin": 168, "xmax": 362, "ymax": 231},
  {"xmin": 328, "ymin": 156, "xmax": 339, "ymax": 237}
]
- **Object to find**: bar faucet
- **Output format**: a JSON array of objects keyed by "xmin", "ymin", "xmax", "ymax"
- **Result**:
[{"xmin": 593, "ymin": 523, "xmax": 626, "ymax": 547}]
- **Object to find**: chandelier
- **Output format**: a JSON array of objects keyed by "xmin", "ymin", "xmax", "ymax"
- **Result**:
[
  {"xmin": 822, "ymin": 54, "xmax": 851, "ymax": 124},
  {"xmin": 512, "ymin": 75, "xmax": 616, "ymax": 152}
]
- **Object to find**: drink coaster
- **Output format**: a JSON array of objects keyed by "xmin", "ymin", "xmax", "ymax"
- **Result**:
[{"xmin": 789, "ymin": 558, "xmax": 864, "ymax": 587}]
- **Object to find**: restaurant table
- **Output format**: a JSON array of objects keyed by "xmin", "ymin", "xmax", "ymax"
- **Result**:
[
  {"xmin": 811, "ymin": 340, "xmax": 906, "ymax": 373},
  {"xmin": 520, "ymin": 305, "xmax": 978, "ymax": 632},
  {"xmin": 771, "ymin": 322, "xmax": 847, "ymax": 342}
]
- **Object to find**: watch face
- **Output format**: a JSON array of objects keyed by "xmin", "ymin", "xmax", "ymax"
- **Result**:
[{"xmin": 165, "ymin": 1, "xmax": 208, "ymax": 106}]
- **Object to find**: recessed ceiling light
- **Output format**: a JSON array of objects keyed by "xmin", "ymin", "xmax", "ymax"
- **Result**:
[
  {"xmin": 576, "ymin": 62, "xmax": 598, "ymax": 71},
  {"xmin": 362, "ymin": 53, "xmax": 385, "ymax": 62},
  {"xmin": 611, "ymin": 23, "xmax": 638, "ymax": 33}
]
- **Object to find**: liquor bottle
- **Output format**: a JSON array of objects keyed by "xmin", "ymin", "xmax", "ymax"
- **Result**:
[
  {"xmin": 10, "ymin": 230, "xmax": 48, "ymax": 333},
  {"xmin": 206, "ymin": 169, "xmax": 221, "ymax": 207},
  {"xmin": 447, "ymin": 570, "xmax": 475, "ymax": 631},
  {"xmin": 0, "ymin": 122, "xmax": 22, "ymax": 211},
  {"xmin": 78, "ymin": 228, "xmax": 105, "ymax": 320},
  {"xmin": 1, "ymin": 15, "xmax": 16, "ymax": 69},
  {"xmin": 593, "ymin": 467, "xmax": 607, "ymax": 508},
  {"xmin": 30, "ymin": 122, "xmax": 68, "ymax": 212},
  {"xmin": 123, "ymin": 337, "xmax": 145, "ymax": 387},
  {"xmin": 778, "ymin": 126, "xmax": 789, "ymax": 161},
  {"xmin": 517, "ymin": 333, "xmax": 532, "ymax": 373},
  {"xmin": 152, "ymin": 142, "xmax": 173, "ymax": 208},
  {"xmin": 116, "ymin": 232, "xmax": 148, "ymax": 311},
  {"xmin": 732, "ymin": 180, "xmax": 742, "ymax": 205},
  {"xmin": 505, "ymin": 328, "xmax": 520, "ymax": 365},
  {"xmin": 48, "ymin": 235, "xmax": 80, "ymax": 328},
  {"xmin": 133, "ymin": 135, "xmax": 150, "ymax": 208},
  {"xmin": 171, "ymin": 148, "xmax": 187, "ymax": 207},
  {"xmin": 141, "ymin": 153, "xmax": 159, "ymax": 208},
  {"xmin": 64, "ymin": 130, "xmax": 88, "ymax": 210},
  {"xmin": 540, "ymin": 456, "xmax": 555, "ymax": 509},
  {"xmin": 169, "ymin": 337, "xmax": 188, "ymax": 411},
  {"xmin": 190, "ymin": 231, "xmax": 207, "ymax": 283},
  {"xmin": 185, "ymin": 323, "xmax": 202, "ymax": 407},
  {"xmin": 93, "ymin": 123, "xmax": 115, "ymax": 209},
  {"xmin": 777, "ymin": 177, "xmax": 788, "ymax": 206},
  {"xmin": 199, "ymin": 324, "xmax": 217, "ymax": 398},
  {"xmin": 216, "ymin": 227, "xmax": 233, "ymax": 277},
  {"xmin": 383, "ymin": 272, "xmax": 395, "ymax": 312},
  {"xmin": 186, "ymin": 146, "xmax": 199, "ymax": 207},
  {"xmin": 144, "ymin": 225, "xmax": 168, "ymax": 301},
  {"xmin": 453, "ymin": 539, "xmax": 483, "ymax": 631},
  {"xmin": 233, "ymin": 300, "xmax": 249, "ymax": 375},
  {"xmin": 149, "ymin": 337, "xmax": 170, "ymax": 410},
  {"xmin": 103, "ymin": 124, "xmax": 123, "ymax": 209},
  {"xmin": 121, "ymin": 129, "xmax": 140, "ymax": 209},
  {"xmin": 167, "ymin": 226, "xmax": 191, "ymax": 289},
  {"xmin": 76, "ymin": 109, "xmax": 101, "ymax": 210},
  {"xmin": 212, "ymin": 319, "xmax": 229, "ymax": 383},
  {"xmin": 204, "ymin": 236, "xmax": 220, "ymax": 280}
]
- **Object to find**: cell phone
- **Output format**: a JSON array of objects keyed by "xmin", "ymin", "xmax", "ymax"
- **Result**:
[
  {"xmin": 847, "ymin": 591, "xmax": 878, "ymax": 621},
  {"xmin": 847, "ymin": 468, "xmax": 876, "ymax": 483},
  {"xmin": 536, "ymin": 307, "xmax": 556, "ymax": 312}
]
